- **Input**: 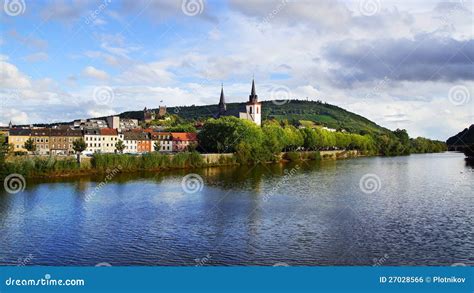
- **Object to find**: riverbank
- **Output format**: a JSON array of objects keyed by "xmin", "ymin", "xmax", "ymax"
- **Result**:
[{"xmin": 0, "ymin": 150, "xmax": 365, "ymax": 179}]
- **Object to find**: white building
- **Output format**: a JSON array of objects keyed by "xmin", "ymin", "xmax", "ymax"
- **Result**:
[
  {"xmin": 239, "ymin": 79, "xmax": 262, "ymax": 126},
  {"xmin": 84, "ymin": 128, "xmax": 119, "ymax": 153},
  {"xmin": 151, "ymin": 132, "xmax": 173, "ymax": 152}
]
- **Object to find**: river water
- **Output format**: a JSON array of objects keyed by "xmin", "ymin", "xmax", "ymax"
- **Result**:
[{"xmin": 0, "ymin": 152, "xmax": 473, "ymax": 266}]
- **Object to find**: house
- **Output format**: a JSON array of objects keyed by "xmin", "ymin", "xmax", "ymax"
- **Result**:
[
  {"xmin": 84, "ymin": 128, "xmax": 118, "ymax": 153},
  {"xmin": 49, "ymin": 129, "xmax": 83, "ymax": 155},
  {"xmin": 150, "ymin": 132, "xmax": 173, "ymax": 152},
  {"xmin": 171, "ymin": 132, "xmax": 198, "ymax": 152},
  {"xmin": 118, "ymin": 131, "xmax": 150, "ymax": 153},
  {"xmin": 137, "ymin": 133, "xmax": 152, "ymax": 153},
  {"xmin": 84, "ymin": 128, "xmax": 101, "ymax": 153},
  {"xmin": 99, "ymin": 128, "xmax": 119, "ymax": 153},
  {"xmin": 31, "ymin": 128, "xmax": 51, "ymax": 155},
  {"xmin": 8, "ymin": 128, "xmax": 31, "ymax": 153}
]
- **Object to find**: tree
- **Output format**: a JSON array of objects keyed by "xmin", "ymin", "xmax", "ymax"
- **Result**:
[
  {"xmin": 24, "ymin": 138, "xmax": 36, "ymax": 154},
  {"xmin": 72, "ymin": 138, "xmax": 87, "ymax": 164},
  {"xmin": 153, "ymin": 141, "xmax": 161, "ymax": 152},
  {"xmin": 115, "ymin": 140, "xmax": 125, "ymax": 154}
]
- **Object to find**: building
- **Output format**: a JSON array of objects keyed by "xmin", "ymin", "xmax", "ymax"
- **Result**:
[
  {"xmin": 137, "ymin": 133, "xmax": 152, "ymax": 153},
  {"xmin": 171, "ymin": 132, "xmax": 198, "ymax": 152},
  {"xmin": 143, "ymin": 107, "xmax": 155, "ymax": 122},
  {"xmin": 49, "ymin": 129, "xmax": 83, "ymax": 155},
  {"xmin": 119, "ymin": 131, "xmax": 139, "ymax": 153},
  {"xmin": 31, "ymin": 128, "xmax": 50, "ymax": 155},
  {"xmin": 84, "ymin": 128, "xmax": 101, "ymax": 153},
  {"xmin": 239, "ymin": 79, "xmax": 262, "ymax": 126},
  {"xmin": 84, "ymin": 128, "xmax": 118, "ymax": 153},
  {"xmin": 106, "ymin": 116, "xmax": 139, "ymax": 130},
  {"xmin": 150, "ymin": 132, "xmax": 173, "ymax": 152},
  {"xmin": 99, "ymin": 128, "xmax": 119, "ymax": 153},
  {"xmin": 8, "ymin": 129, "xmax": 31, "ymax": 153}
]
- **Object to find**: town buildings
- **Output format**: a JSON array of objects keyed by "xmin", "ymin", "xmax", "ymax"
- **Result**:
[
  {"xmin": 49, "ymin": 129, "xmax": 82, "ymax": 155},
  {"xmin": 171, "ymin": 132, "xmax": 198, "ymax": 152},
  {"xmin": 218, "ymin": 79, "xmax": 262, "ymax": 126}
]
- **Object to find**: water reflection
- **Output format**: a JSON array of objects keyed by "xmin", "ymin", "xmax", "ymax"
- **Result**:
[{"xmin": 0, "ymin": 153, "xmax": 473, "ymax": 266}]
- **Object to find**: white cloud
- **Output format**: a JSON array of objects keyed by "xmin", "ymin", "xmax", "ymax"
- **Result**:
[{"xmin": 82, "ymin": 66, "xmax": 109, "ymax": 80}]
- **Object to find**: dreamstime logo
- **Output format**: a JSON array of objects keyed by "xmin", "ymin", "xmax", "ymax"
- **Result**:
[
  {"xmin": 451, "ymin": 262, "xmax": 466, "ymax": 267},
  {"xmin": 270, "ymin": 85, "xmax": 292, "ymax": 106},
  {"xmin": 448, "ymin": 85, "xmax": 471, "ymax": 106},
  {"xmin": 358, "ymin": 0, "xmax": 380, "ymax": 16},
  {"xmin": 359, "ymin": 173, "xmax": 381, "ymax": 194},
  {"xmin": 181, "ymin": 173, "xmax": 204, "ymax": 194},
  {"xmin": 84, "ymin": 0, "xmax": 111, "ymax": 25},
  {"xmin": 3, "ymin": 173, "xmax": 26, "ymax": 194},
  {"xmin": 95, "ymin": 262, "xmax": 112, "ymax": 267},
  {"xmin": 181, "ymin": 0, "xmax": 204, "ymax": 16},
  {"xmin": 3, "ymin": 0, "xmax": 26, "ymax": 16},
  {"xmin": 93, "ymin": 86, "xmax": 115, "ymax": 105}
]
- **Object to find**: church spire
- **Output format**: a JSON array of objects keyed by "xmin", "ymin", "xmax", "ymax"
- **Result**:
[
  {"xmin": 249, "ymin": 78, "xmax": 258, "ymax": 103},
  {"xmin": 218, "ymin": 83, "xmax": 226, "ymax": 116}
]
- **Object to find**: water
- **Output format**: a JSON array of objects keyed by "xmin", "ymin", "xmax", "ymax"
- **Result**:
[{"xmin": 0, "ymin": 152, "xmax": 473, "ymax": 266}]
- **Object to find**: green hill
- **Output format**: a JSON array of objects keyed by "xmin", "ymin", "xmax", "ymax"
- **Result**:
[
  {"xmin": 446, "ymin": 124, "xmax": 474, "ymax": 149},
  {"xmin": 118, "ymin": 100, "xmax": 392, "ymax": 135}
]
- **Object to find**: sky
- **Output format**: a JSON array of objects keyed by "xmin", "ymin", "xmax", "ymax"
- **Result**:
[{"xmin": 0, "ymin": 0, "xmax": 473, "ymax": 140}]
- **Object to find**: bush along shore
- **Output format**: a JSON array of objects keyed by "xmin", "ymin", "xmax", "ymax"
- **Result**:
[{"xmin": 0, "ymin": 150, "xmax": 348, "ymax": 179}]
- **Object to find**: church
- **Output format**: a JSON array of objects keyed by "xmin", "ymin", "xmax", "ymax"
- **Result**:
[{"xmin": 217, "ymin": 79, "xmax": 262, "ymax": 126}]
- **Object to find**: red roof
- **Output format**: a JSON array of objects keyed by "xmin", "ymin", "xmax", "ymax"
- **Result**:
[
  {"xmin": 171, "ymin": 132, "xmax": 197, "ymax": 141},
  {"xmin": 100, "ymin": 128, "xmax": 118, "ymax": 135}
]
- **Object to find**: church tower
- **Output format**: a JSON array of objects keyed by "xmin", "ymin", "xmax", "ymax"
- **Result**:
[
  {"xmin": 239, "ymin": 79, "xmax": 262, "ymax": 126},
  {"xmin": 218, "ymin": 84, "xmax": 226, "ymax": 117}
]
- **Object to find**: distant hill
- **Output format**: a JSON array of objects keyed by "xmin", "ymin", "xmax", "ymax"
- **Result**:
[
  {"xmin": 117, "ymin": 100, "xmax": 392, "ymax": 135},
  {"xmin": 446, "ymin": 124, "xmax": 474, "ymax": 149}
]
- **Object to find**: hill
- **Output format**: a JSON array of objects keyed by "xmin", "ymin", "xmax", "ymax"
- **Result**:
[
  {"xmin": 117, "ymin": 100, "xmax": 392, "ymax": 135},
  {"xmin": 446, "ymin": 124, "xmax": 474, "ymax": 150}
]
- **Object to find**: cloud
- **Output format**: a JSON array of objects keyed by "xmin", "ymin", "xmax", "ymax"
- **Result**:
[
  {"xmin": 0, "ymin": 60, "xmax": 32, "ymax": 89},
  {"xmin": 325, "ymin": 35, "xmax": 474, "ymax": 86},
  {"xmin": 8, "ymin": 30, "xmax": 48, "ymax": 50},
  {"xmin": 23, "ymin": 52, "xmax": 49, "ymax": 62},
  {"xmin": 82, "ymin": 66, "xmax": 109, "ymax": 80}
]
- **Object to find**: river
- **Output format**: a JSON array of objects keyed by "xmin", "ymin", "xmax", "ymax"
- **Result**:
[{"xmin": 0, "ymin": 152, "xmax": 473, "ymax": 266}]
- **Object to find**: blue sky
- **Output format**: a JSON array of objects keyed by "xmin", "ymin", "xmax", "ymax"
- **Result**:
[{"xmin": 1, "ymin": 0, "xmax": 473, "ymax": 140}]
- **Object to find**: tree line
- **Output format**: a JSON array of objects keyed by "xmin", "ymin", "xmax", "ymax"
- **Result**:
[{"xmin": 197, "ymin": 117, "xmax": 446, "ymax": 162}]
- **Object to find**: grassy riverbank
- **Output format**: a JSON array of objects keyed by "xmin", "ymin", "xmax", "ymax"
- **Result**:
[{"xmin": 1, "ymin": 150, "xmax": 339, "ymax": 179}]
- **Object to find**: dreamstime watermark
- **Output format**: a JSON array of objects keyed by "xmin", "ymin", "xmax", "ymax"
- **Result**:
[
  {"xmin": 194, "ymin": 253, "xmax": 212, "ymax": 266},
  {"xmin": 3, "ymin": 173, "xmax": 26, "ymax": 194},
  {"xmin": 372, "ymin": 253, "xmax": 389, "ymax": 266},
  {"xmin": 84, "ymin": 166, "xmax": 122, "ymax": 203},
  {"xmin": 256, "ymin": 0, "xmax": 288, "ymax": 31},
  {"xmin": 364, "ymin": 76, "xmax": 390, "ymax": 99},
  {"xmin": 263, "ymin": 165, "xmax": 300, "ymax": 202},
  {"xmin": 95, "ymin": 262, "xmax": 112, "ymax": 267},
  {"xmin": 93, "ymin": 86, "xmax": 115, "ymax": 105},
  {"xmin": 181, "ymin": 173, "xmax": 204, "ymax": 194},
  {"xmin": 358, "ymin": 0, "xmax": 381, "ymax": 16},
  {"xmin": 181, "ymin": 0, "xmax": 204, "ymax": 16},
  {"xmin": 359, "ymin": 173, "xmax": 381, "ymax": 194},
  {"xmin": 84, "ymin": 0, "xmax": 111, "ymax": 25},
  {"xmin": 270, "ymin": 84, "xmax": 292, "ymax": 106},
  {"xmin": 448, "ymin": 85, "xmax": 471, "ymax": 106},
  {"xmin": 3, "ymin": 0, "xmax": 26, "ymax": 16},
  {"xmin": 16, "ymin": 253, "xmax": 34, "ymax": 267}
]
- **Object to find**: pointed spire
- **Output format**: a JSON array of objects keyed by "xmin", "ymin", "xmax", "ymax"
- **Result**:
[
  {"xmin": 218, "ymin": 83, "xmax": 226, "ymax": 115},
  {"xmin": 249, "ymin": 78, "xmax": 258, "ymax": 103}
]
